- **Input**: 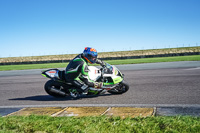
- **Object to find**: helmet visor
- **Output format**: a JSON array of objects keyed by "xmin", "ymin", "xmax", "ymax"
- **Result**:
[{"xmin": 87, "ymin": 53, "xmax": 97, "ymax": 63}]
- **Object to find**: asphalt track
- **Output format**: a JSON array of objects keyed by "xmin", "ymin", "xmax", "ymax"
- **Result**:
[{"xmin": 0, "ymin": 61, "xmax": 200, "ymax": 116}]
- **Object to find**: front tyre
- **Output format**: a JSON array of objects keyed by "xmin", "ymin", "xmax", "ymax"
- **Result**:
[
  {"xmin": 108, "ymin": 81, "xmax": 129, "ymax": 94},
  {"xmin": 44, "ymin": 80, "xmax": 66, "ymax": 97}
]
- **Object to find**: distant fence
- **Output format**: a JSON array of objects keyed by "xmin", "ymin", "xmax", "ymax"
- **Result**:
[{"xmin": 0, "ymin": 52, "xmax": 199, "ymax": 65}]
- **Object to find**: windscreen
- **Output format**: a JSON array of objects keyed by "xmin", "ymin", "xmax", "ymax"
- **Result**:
[{"xmin": 104, "ymin": 63, "xmax": 113, "ymax": 74}]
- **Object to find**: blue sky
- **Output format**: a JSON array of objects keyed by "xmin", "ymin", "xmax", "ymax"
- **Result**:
[{"xmin": 0, "ymin": 0, "xmax": 200, "ymax": 57}]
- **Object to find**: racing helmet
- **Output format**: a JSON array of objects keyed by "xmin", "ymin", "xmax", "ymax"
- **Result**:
[{"xmin": 82, "ymin": 47, "xmax": 97, "ymax": 64}]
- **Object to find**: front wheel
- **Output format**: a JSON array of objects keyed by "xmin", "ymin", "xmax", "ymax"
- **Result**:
[{"xmin": 108, "ymin": 81, "xmax": 129, "ymax": 94}]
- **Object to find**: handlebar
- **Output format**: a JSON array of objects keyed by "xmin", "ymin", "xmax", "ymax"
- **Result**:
[{"xmin": 100, "ymin": 66, "xmax": 107, "ymax": 82}]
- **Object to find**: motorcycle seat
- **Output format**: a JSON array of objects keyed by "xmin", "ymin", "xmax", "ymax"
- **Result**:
[{"xmin": 58, "ymin": 70, "xmax": 66, "ymax": 81}]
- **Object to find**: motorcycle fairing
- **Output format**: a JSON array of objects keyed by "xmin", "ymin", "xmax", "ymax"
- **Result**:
[
  {"xmin": 88, "ymin": 66, "xmax": 101, "ymax": 81},
  {"xmin": 42, "ymin": 69, "xmax": 60, "ymax": 79},
  {"xmin": 103, "ymin": 76, "xmax": 123, "ymax": 85}
]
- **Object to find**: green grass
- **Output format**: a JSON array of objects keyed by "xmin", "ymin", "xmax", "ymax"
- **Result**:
[
  {"xmin": 106, "ymin": 55, "xmax": 200, "ymax": 65},
  {"xmin": 1, "ymin": 46, "xmax": 200, "ymax": 64},
  {"xmin": 0, "ymin": 63, "xmax": 67, "ymax": 71},
  {"xmin": 0, "ymin": 115, "xmax": 199, "ymax": 133},
  {"xmin": 0, "ymin": 55, "xmax": 200, "ymax": 71}
]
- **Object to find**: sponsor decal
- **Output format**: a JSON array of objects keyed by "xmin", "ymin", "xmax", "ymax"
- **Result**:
[{"xmin": 49, "ymin": 71, "xmax": 56, "ymax": 73}]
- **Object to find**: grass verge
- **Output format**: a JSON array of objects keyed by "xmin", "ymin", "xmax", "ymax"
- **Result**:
[
  {"xmin": 0, "ymin": 55, "xmax": 200, "ymax": 71},
  {"xmin": 0, "ymin": 115, "xmax": 199, "ymax": 133},
  {"xmin": 1, "ymin": 46, "xmax": 200, "ymax": 64}
]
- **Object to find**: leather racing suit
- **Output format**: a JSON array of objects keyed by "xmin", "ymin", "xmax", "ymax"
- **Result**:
[{"xmin": 65, "ymin": 54, "xmax": 105, "ymax": 93}]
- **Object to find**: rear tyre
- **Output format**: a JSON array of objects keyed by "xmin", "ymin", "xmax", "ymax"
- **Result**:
[
  {"xmin": 44, "ymin": 80, "xmax": 67, "ymax": 98},
  {"xmin": 108, "ymin": 81, "xmax": 129, "ymax": 94}
]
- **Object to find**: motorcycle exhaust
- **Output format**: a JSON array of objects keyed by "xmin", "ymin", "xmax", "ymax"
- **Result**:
[{"xmin": 50, "ymin": 87, "xmax": 66, "ymax": 96}]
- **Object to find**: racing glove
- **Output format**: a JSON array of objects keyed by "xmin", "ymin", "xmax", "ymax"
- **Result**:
[
  {"xmin": 94, "ymin": 82, "xmax": 103, "ymax": 89},
  {"xmin": 96, "ymin": 59, "xmax": 106, "ymax": 67}
]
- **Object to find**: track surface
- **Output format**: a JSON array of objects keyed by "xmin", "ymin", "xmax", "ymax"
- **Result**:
[{"xmin": 0, "ymin": 61, "xmax": 200, "ymax": 108}]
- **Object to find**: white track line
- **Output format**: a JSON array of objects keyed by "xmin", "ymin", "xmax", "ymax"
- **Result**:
[
  {"xmin": 1, "ymin": 104, "xmax": 200, "ymax": 108},
  {"xmin": 184, "ymin": 67, "xmax": 200, "ymax": 70}
]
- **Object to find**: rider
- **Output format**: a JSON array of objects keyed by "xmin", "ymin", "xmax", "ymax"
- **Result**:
[{"xmin": 65, "ymin": 47, "xmax": 105, "ymax": 97}]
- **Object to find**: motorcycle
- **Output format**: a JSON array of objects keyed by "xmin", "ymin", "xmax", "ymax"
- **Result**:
[{"xmin": 41, "ymin": 62, "xmax": 129, "ymax": 98}]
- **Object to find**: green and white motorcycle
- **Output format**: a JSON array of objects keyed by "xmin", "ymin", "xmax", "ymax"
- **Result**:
[{"xmin": 41, "ymin": 62, "xmax": 129, "ymax": 98}]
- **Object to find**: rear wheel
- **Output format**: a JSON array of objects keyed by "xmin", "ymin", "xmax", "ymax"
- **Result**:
[
  {"xmin": 44, "ymin": 80, "xmax": 67, "ymax": 97},
  {"xmin": 108, "ymin": 81, "xmax": 129, "ymax": 94}
]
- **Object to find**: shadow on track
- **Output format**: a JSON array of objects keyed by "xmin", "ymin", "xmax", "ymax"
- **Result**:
[{"xmin": 9, "ymin": 93, "xmax": 113, "ymax": 101}]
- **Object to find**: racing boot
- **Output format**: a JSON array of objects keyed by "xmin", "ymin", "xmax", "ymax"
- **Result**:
[{"xmin": 80, "ymin": 84, "xmax": 89, "ymax": 95}]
